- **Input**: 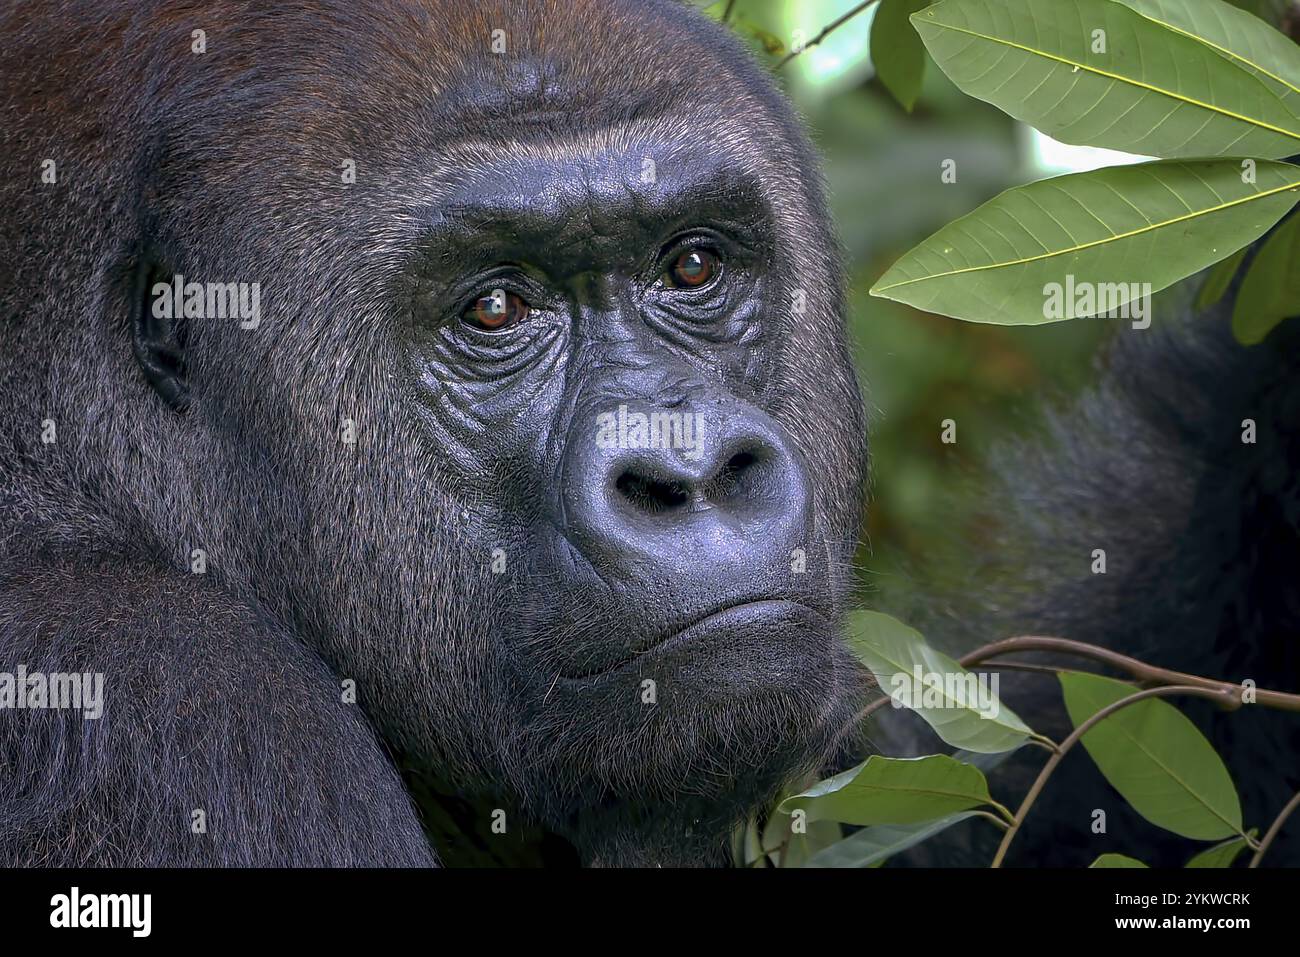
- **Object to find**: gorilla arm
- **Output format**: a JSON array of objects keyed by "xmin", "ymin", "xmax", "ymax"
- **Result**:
[{"xmin": 0, "ymin": 546, "xmax": 436, "ymax": 867}]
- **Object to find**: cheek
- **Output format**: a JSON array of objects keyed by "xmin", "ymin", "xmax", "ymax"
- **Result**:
[{"xmin": 405, "ymin": 328, "xmax": 570, "ymax": 484}]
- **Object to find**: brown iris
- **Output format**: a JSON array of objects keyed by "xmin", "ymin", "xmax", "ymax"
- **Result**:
[
  {"xmin": 463, "ymin": 289, "xmax": 529, "ymax": 331},
  {"xmin": 668, "ymin": 249, "xmax": 720, "ymax": 288}
]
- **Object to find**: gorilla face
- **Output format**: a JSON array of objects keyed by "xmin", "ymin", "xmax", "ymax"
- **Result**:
[
  {"xmin": 5, "ymin": 0, "xmax": 868, "ymax": 863},
  {"xmin": 412, "ymin": 140, "xmax": 838, "ymax": 684},
  {"xmin": 399, "ymin": 128, "xmax": 866, "ymax": 854}
]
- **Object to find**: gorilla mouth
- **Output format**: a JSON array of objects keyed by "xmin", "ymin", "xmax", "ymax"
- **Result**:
[{"xmin": 557, "ymin": 598, "xmax": 828, "ymax": 683}]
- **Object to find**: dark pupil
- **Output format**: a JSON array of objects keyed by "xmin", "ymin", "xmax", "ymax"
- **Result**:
[
  {"xmin": 472, "ymin": 292, "xmax": 514, "ymax": 328},
  {"xmin": 678, "ymin": 253, "xmax": 707, "ymax": 283}
]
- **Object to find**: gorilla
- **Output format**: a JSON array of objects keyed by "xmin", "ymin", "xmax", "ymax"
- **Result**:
[
  {"xmin": 0, "ymin": 0, "xmax": 869, "ymax": 865},
  {"xmin": 4, "ymin": 0, "xmax": 1295, "ymax": 871}
]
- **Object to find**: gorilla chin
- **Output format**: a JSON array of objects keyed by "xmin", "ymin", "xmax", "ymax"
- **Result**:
[{"xmin": 498, "ymin": 602, "xmax": 863, "ymax": 866}]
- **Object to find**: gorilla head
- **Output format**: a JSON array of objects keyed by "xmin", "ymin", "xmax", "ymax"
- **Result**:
[{"xmin": 0, "ymin": 0, "xmax": 868, "ymax": 864}]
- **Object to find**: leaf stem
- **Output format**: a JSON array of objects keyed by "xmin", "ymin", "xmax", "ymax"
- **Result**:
[
  {"xmin": 775, "ymin": 0, "xmax": 880, "ymax": 70},
  {"xmin": 989, "ymin": 800, "xmax": 1016, "ymax": 825},
  {"xmin": 972, "ymin": 810, "xmax": 1010, "ymax": 831}
]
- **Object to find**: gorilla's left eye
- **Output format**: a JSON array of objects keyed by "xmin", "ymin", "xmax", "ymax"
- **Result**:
[
  {"xmin": 463, "ymin": 289, "xmax": 530, "ymax": 331},
  {"xmin": 665, "ymin": 249, "xmax": 722, "ymax": 289}
]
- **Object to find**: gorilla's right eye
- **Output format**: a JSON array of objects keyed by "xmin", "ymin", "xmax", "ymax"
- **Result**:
[
  {"xmin": 665, "ymin": 249, "xmax": 721, "ymax": 289},
  {"xmin": 463, "ymin": 289, "xmax": 530, "ymax": 331}
]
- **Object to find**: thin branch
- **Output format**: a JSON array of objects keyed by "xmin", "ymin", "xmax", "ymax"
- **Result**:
[
  {"xmin": 991, "ymin": 685, "xmax": 1239, "ymax": 868},
  {"xmin": 722, "ymin": 0, "xmax": 738, "ymax": 25},
  {"xmin": 775, "ymin": 0, "xmax": 880, "ymax": 70},
  {"xmin": 971, "ymin": 658, "xmax": 1099, "ymax": 679},
  {"xmin": 960, "ymin": 636, "xmax": 1300, "ymax": 713},
  {"xmin": 1250, "ymin": 788, "xmax": 1300, "ymax": 868},
  {"xmin": 825, "ymin": 633, "xmax": 1300, "ymax": 792},
  {"xmin": 858, "ymin": 693, "xmax": 895, "ymax": 721}
]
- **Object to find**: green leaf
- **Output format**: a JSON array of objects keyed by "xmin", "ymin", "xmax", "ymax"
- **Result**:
[
  {"xmin": 1090, "ymin": 853, "xmax": 1149, "ymax": 868},
  {"xmin": 803, "ymin": 811, "xmax": 984, "ymax": 868},
  {"xmin": 911, "ymin": 0, "xmax": 1300, "ymax": 158},
  {"xmin": 1059, "ymin": 672, "xmax": 1244, "ymax": 841},
  {"xmin": 1232, "ymin": 211, "xmax": 1300, "ymax": 343},
  {"xmin": 952, "ymin": 745, "xmax": 1025, "ymax": 773},
  {"xmin": 870, "ymin": 159, "xmax": 1300, "ymax": 325},
  {"xmin": 1112, "ymin": 0, "xmax": 1300, "ymax": 118},
  {"xmin": 871, "ymin": 0, "xmax": 930, "ymax": 112},
  {"xmin": 779, "ymin": 754, "xmax": 1004, "ymax": 826},
  {"xmin": 1195, "ymin": 245, "xmax": 1250, "ymax": 310},
  {"xmin": 1187, "ymin": 831, "xmax": 1257, "ymax": 868},
  {"xmin": 846, "ymin": 610, "xmax": 1032, "ymax": 752},
  {"xmin": 762, "ymin": 817, "xmax": 843, "ymax": 868}
]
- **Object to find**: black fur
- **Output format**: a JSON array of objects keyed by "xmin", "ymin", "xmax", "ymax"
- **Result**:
[{"xmin": 0, "ymin": 540, "xmax": 434, "ymax": 866}]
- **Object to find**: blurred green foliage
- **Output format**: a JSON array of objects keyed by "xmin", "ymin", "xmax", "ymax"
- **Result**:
[{"xmin": 703, "ymin": 0, "xmax": 1111, "ymax": 596}]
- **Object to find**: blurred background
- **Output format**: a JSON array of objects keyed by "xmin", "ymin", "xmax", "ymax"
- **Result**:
[{"xmin": 696, "ymin": 0, "xmax": 1150, "ymax": 607}]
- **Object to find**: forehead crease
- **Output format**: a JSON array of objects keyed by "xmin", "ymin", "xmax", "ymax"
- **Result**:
[
  {"xmin": 430, "ymin": 125, "xmax": 775, "ymax": 246},
  {"xmin": 444, "ymin": 117, "xmax": 769, "ymax": 210},
  {"xmin": 438, "ymin": 180, "xmax": 766, "ymax": 272}
]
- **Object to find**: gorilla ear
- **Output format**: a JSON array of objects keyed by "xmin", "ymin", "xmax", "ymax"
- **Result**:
[{"xmin": 130, "ymin": 245, "xmax": 190, "ymax": 412}]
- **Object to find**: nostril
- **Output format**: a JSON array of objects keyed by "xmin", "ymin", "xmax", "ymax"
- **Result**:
[
  {"xmin": 728, "ymin": 452, "xmax": 759, "ymax": 475},
  {"xmin": 706, "ymin": 448, "xmax": 764, "ymax": 502},
  {"xmin": 615, "ymin": 470, "xmax": 692, "ymax": 514},
  {"xmin": 725, "ymin": 450, "xmax": 757, "ymax": 479}
]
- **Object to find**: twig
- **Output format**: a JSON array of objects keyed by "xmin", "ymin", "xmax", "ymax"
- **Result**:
[
  {"xmin": 1249, "ymin": 788, "xmax": 1300, "ymax": 868},
  {"xmin": 960, "ymin": 636, "xmax": 1300, "ymax": 713},
  {"xmin": 825, "ymin": 633, "xmax": 1300, "ymax": 794},
  {"xmin": 991, "ymin": 685, "xmax": 1240, "ymax": 868},
  {"xmin": 971, "ymin": 658, "xmax": 1098, "ymax": 679},
  {"xmin": 775, "ymin": 0, "xmax": 880, "ymax": 70},
  {"xmin": 722, "ymin": 0, "xmax": 737, "ymax": 24}
]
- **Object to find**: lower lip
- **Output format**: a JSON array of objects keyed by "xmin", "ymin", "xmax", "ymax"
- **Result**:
[
  {"xmin": 558, "ymin": 599, "xmax": 821, "ymax": 686},
  {"xmin": 652, "ymin": 599, "xmax": 814, "ymax": 654}
]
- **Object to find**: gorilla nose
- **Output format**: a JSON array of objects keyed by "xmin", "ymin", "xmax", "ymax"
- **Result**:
[{"xmin": 562, "ymin": 399, "xmax": 815, "ymax": 590}]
